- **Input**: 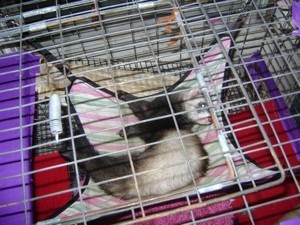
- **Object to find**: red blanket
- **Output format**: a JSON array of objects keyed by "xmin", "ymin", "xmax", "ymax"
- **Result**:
[
  {"xmin": 33, "ymin": 152, "xmax": 72, "ymax": 222},
  {"xmin": 229, "ymin": 100, "xmax": 300, "ymax": 224}
]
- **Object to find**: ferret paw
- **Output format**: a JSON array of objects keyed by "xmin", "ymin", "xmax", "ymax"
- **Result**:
[
  {"xmin": 117, "ymin": 90, "xmax": 126, "ymax": 98},
  {"xmin": 118, "ymin": 127, "xmax": 138, "ymax": 139},
  {"xmin": 117, "ymin": 129, "xmax": 125, "ymax": 137},
  {"xmin": 117, "ymin": 90, "xmax": 137, "ymax": 102}
]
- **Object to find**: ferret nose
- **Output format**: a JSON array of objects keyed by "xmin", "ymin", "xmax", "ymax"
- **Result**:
[{"xmin": 208, "ymin": 117, "xmax": 212, "ymax": 124}]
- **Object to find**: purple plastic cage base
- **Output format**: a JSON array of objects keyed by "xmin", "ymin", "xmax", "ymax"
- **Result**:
[
  {"xmin": 0, "ymin": 52, "xmax": 39, "ymax": 225},
  {"xmin": 245, "ymin": 50, "xmax": 300, "ymax": 161}
]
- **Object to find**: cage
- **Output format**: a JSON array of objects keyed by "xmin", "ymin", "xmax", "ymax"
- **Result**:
[{"xmin": 0, "ymin": 0, "xmax": 299, "ymax": 224}]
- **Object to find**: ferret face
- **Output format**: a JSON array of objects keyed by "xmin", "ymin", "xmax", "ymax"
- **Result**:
[{"xmin": 182, "ymin": 89, "xmax": 212, "ymax": 125}]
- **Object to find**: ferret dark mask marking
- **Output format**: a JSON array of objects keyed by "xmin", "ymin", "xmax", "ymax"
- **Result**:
[{"xmin": 117, "ymin": 89, "xmax": 212, "ymax": 143}]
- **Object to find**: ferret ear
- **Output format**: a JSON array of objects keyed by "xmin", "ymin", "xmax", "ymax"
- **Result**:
[
  {"xmin": 187, "ymin": 88, "xmax": 201, "ymax": 99},
  {"xmin": 141, "ymin": 104, "xmax": 149, "ymax": 112},
  {"xmin": 139, "ymin": 101, "xmax": 151, "ymax": 112}
]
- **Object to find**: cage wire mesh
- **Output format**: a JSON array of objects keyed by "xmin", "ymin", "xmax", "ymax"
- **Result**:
[{"xmin": 0, "ymin": 0, "xmax": 300, "ymax": 225}]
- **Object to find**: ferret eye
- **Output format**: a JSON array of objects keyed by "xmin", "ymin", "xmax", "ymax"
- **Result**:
[{"xmin": 197, "ymin": 102, "xmax": 207, "ymax": 109}]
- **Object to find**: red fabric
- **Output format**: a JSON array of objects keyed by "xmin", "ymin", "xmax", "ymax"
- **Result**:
[
  {"xmin": 228, "ymin": 100, "xmax": 300, "ymax": 225},
  {"xmin": 228, "ymin": 100, "xmax": 298, "ymax": 168},
  {"xmin": 232, "ymin": 181, "xmax": 299, "ymax": 225},
  {"xmin": 33, "ymin": 152, "xmax": 72, "ymax": 222}
]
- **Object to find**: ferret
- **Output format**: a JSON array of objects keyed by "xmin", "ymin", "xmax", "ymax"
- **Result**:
[{"xmin": 61, "ymin": 88, "xmax": 211, "ymax": 199}]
